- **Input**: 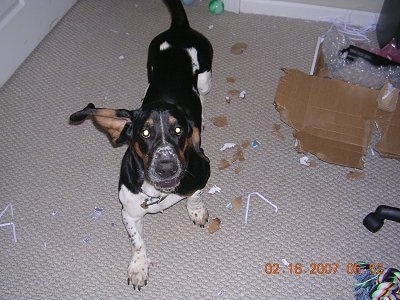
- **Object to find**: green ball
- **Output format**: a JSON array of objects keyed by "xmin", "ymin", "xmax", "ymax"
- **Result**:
[{"xmin": 208, "ymin": 0, "xmax": 224, "ymax": 15}]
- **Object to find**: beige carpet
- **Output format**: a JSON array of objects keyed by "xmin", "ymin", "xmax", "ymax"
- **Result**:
[{"xmin": 0, "ymin": 1, "xmax": 399, "ymax": 299}]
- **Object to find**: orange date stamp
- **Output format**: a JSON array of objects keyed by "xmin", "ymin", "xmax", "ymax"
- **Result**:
[{"xmin": 264, "ymin": 262, "xmax": 384, "ymax": 275}]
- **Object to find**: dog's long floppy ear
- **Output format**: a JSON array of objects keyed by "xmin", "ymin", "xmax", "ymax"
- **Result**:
[{"xmin": 69, "ymin": 103, "xmax": 133, "ymax": 145}]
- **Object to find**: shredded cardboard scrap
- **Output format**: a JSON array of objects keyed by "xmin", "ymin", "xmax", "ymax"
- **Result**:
[
  {"xmin": 228, "ymin": 89, "xmax": 246, "ymax": 99},
  {"xmin": 208, "ymin": 217, "xmax": 221, "ymax": 234},
  {"xmin": 232, "ymin": 197, "xmax": 242, "ymax": 212},
  {"xmin": 232, "ymin": 146, "xmax": 245, "ymax": 162},
  {"xmin": 218, "ymin": 159, "xmax": 231, "ymax": 170},
  {"xmin": 234, "ymin": 167, "xmax": 242, "ymax": 174},
  {"xmin": 241, "ymin": 140, "xmax": 250, "ymax": 148},
  {"xmin": 231, "ymin": 42, "xmax": 248, "ymax": 55},
  {"xmin": 346, "ymin": 171, "xmax": 366, "ymax": 180},
  {"xmin": 211, "ymin": 115, "xmax": 228, "ymax": 127},
  {"xmin": 218, "ymin": 141, "xmax": 249, "ymax": 171},
  {"xmin": 226, "ymin": 77, "xmax": 236, "ymax": 83},
  {"xmin": 228, "ymin": 89, "xmax": 240, "ymax": 96},
  {"xmin": 218, "ymin": 140, "xmax": 254, "ymax": 172},
  {"xmin": 271, "ymin": 123, "xmax": 285, "ymax": 140}
]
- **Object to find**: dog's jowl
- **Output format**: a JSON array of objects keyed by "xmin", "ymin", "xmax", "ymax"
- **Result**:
[{"xmin": 69, "ymin": 0, "xmax": 213, "ymax": 290}]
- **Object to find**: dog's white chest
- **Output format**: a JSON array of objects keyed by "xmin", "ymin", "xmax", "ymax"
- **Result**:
[{"xmin": 119, "ymin": 182, "xmax": 186, "ymax": 217}]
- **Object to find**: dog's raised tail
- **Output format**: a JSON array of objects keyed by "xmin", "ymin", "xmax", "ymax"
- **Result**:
[{"xmin": 163, "ymin": 0, "xmax": 190, "ymax": 29}]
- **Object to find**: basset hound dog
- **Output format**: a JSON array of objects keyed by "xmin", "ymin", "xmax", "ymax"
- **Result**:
[{"xmin": 69, "ymin": 0, "xmax": 213, "ymax": 290}]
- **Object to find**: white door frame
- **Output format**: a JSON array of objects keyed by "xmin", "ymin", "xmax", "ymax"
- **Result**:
[{"xmin": 0, "ymin": 0, "xmax": 76, "ymax": 88}]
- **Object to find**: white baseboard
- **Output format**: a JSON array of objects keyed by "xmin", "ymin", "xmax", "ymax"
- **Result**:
[
  {"xmin": 224, "ymin": 0, "xmax": 379, "ymax": 27},
  {"xmin": 223, "ymin": 0, "xmax": 240, "ymax": 14}
]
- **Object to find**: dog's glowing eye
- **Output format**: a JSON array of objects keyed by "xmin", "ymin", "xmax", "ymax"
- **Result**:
[
  {"xmin": 141, "ymin": 129, "xmax": 150, "ymax": 138},
  {"xmin": 174, "ymin": 126, "xmax": 183, "ymax": 135}
]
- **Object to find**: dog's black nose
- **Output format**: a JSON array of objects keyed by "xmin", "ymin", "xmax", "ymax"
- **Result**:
[{"xmin": 155, "ymin": 159, "xmax": 178, "ymax": 178}]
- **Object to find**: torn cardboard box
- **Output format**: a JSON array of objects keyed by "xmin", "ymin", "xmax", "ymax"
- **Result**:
[
  {"xmin": 275, "ymin": 69, "xmax": 378, "ymax": 168},
  {"xmin": 275, "ymin": 38, "xmax": 400, "ymax": 168}
]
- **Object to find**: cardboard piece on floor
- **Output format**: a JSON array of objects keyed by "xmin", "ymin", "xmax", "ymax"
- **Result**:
[{"xmin": 275, "ymin": 69, "xmax": 379, "ymax": 169}]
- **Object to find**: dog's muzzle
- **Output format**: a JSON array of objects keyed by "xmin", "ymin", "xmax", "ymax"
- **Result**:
[{"xmin": 149, "ymin": 145, "xmax": 183, "ymax": 192}]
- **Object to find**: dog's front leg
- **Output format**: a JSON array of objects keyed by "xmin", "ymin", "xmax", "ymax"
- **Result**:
[
  {"xmin": 187, "ymin": 190, "xmax": 209, "ymax": 227},
  {"xmin": 122, "ymin": 209, "xmax": 149, "ymax": 290}
]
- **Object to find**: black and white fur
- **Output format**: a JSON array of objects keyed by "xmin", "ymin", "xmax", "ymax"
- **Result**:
[{"xmin": 69, "ymin": 0, "xmax": 212, "ymax": 290}]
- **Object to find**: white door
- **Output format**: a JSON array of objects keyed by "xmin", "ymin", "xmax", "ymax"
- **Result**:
[{"xmin": 0, "ymin": 0, "xmax": 76, "ymax": 88}]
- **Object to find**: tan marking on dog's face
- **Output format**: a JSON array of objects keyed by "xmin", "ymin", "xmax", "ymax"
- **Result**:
[
  {"xmin": 189, "ymin": 127, "xmax": 200, "ymax": 149},
  {"xmin": 134, "ymin": 141, "xmax": 149, "ymax": 168},
  {"xmin": 177, "ymin": 138, "xmax": 188, "ymax": 163},
  {"xmin": 168, "ymin": 115, "xmax": 177, "ymax": 125},
  {"xmin": 144, "ymin": 118, "xmax": 154, "ymax": 127},
  {"xmin": 175, "ymin": 126, "xmax": 200, "ymax": 163}
]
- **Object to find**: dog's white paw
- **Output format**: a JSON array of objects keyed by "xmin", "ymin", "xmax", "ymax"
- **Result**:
[
  {"xmin": 127, "ymin": 255, "xmax": 150, "ymax": 290},
  {"xmin": 188, "ymin": 204, "xmax": 209, "ymax": 227}
]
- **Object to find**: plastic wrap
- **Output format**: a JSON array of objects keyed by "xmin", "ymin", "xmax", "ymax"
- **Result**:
[{"xmin": 322, "ymin": 27, "xmax": 400, "ymax": 89}]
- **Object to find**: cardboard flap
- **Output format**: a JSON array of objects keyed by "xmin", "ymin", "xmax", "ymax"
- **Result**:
[
  {"xmin": 377, "ymin": 82, "xmax": 399, "ymax": 112},
  {"xmin": 375, "ymin": 103, "xmax": 400, "ymax": 158},
  {"xmin": 275, "ymin": 69, "xmax": 379, "ymax": 168},
  {"xmin": 295, "ymin": 131, "xmax": 369, "ymax": 168}
]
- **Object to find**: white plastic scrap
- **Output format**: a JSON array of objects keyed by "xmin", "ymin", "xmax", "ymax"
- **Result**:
[
  {"xmin": 220, "ymin": 143, "xmax": 236, "ymax": 151},
  {"xmin": 282, "ymin": 259, "xmax": 290, "ymax": 267},
  {"xmin": 369, "ymin": 146, "xmax": 376, "ymax": 156},
  {"xmin": 299, "ymin": 156, "xmax": 311, "ymax": 166},
  {"xmin": 0, "ymin": 203, "xmax": 17, "ymax": 242},
  {"xmin": 208, "ymin": 185, "xmax": 222, "ymax": 194},
  {"xmin": 245, "ymin": 192, "xmax": 278, "ymax": 224},
  {"xmin": 239, "ymin": 90, "xmax": 246, "ymax": 99},
  {"xmin": 217, "ymin": 290, "xmax": 226, "ymax": 296},
  {"xmin": 382, "ymin": 82, "xmax": 396, "ymax": 100},
  {"xmin": 92, "ymin": 207, "xmax": 104, "ymax": 220},
  {"xmin": 118, "ymin": 55, "xmax": 125, "ymax": 60}
]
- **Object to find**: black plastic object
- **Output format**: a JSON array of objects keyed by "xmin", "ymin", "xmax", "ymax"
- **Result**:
[
  {"xmin": 363, "ymin": 205, "xmax": 400, "ymax": 233},
  {"xmin": 340, "ymin": 45, "xmax": 400, "ymax": 67},
  {"xmin": 376, "ymin": 0, "xmax": 400, "ymax": 48}
]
